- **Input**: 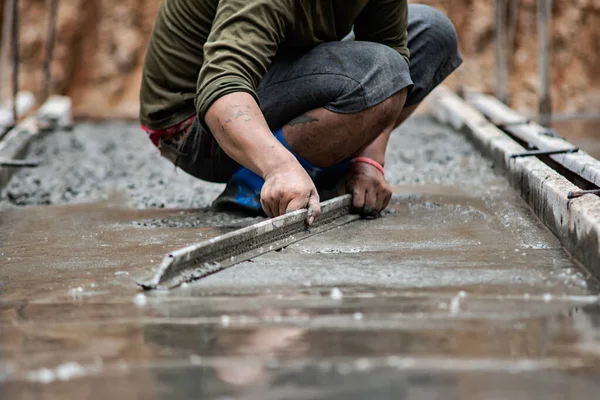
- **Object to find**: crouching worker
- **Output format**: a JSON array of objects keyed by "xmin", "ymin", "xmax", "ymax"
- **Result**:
[{"xmin": 140, "ymin": 0, "xmax": 462, "ymax": 224}]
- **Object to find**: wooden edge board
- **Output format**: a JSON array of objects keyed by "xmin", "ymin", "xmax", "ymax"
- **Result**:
[
  {"xmin": 467, "ymin": 93, "xmax": 600, "ymax": 188},
  {"xmin": 135, "ymin": 195, "xmax": 360, "ymax": 290},
  {"xmin": 429, "ymin": 87, "xmax": 600, "ymax": 274}
]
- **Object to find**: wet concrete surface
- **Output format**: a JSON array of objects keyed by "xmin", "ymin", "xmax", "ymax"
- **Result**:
[{"xmin": 1, "ymin": 116, "xmax": 600, "ymax": 398}]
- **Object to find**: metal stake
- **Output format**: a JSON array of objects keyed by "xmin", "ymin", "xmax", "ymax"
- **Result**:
[
  {"xmin": 0, "ymin": 158, "xmax": 42, "ymax": 167},
  {"xmin": 495, "ymin": 0, "xmax": 509, "ymax": 104},
  {"xmin": 567, "ymin": 189, "xmax": 600, "ymax": 200},
  {"xmin": 509, "ymin": 147, "xmax": 579, "ymax": 159},
  {"xmin": 507, "ymin": 0, "xmax": 518, "ymax": 58},
  {"xmin": 42, "ymin": 0, "xmax": 59, "ymax": 103},
  {"xmin": 0, "ymin": 0, "xmax": 14, "ymax": 106},
  {"xmin": 537, "ymin": 0, "xmax": 553, "ymax": 126},
  {"xmin": 11, "ymin": 0, "xmax": 19, "ymax": 124}
]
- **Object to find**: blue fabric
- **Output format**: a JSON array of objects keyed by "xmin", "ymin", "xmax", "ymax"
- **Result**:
[
  {"xmin": 227, "ymin": 166, "xmax": 264, "ymax": 210},
  {"xmin": 226, "ymin": 128, "xmax": 349, "ymax": 211}
]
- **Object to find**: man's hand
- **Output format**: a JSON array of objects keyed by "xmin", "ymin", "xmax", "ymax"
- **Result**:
[
  {"xmin": 205, "ymin": 93, "xmax": 321, "ymax": 224},
  {"xmin": 262, "ymin": 162, "xmax": 321, "ymax": 224},
  {"xmin": 340, "ymin": 162, "xmax": 392, "ymax": 217}
]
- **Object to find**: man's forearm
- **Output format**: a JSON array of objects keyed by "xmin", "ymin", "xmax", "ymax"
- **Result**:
[
  {"xmin": 204, "ymin": 92, "xmax": 298, "ymax": 178},
  {"xmin": 355, "ymin": 130, "xmax": 392, "ymax": 167}
]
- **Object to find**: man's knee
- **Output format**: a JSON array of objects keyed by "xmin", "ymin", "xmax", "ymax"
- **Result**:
[
  {"xmin": 376, "ymin": 88, "xmax": 408, "ymax": 124},
  {"xmin": 410, "ymin": 5, "xmax": 461, "ymax": 62},
  {"xmin": 322, "ymin": 41, "xmax": 411, "ymax": 113},
  {"xmin": 346, "ymin": 41, "xmax": 408, "ymax": 84}
]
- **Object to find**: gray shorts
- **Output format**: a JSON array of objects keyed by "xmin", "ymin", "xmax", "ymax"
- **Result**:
[{"xmin": 169, "ymin": 4, "xmax": 463, "ymax": 183}]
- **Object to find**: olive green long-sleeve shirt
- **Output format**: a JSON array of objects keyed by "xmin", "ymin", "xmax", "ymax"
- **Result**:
[{"xmin": 140, "ymin": 0, "xmax": 409, "ymax": 130}]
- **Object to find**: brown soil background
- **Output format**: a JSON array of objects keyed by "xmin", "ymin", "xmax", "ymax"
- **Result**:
[{"xmin": 1, "ymin": 0, "xmax": 599, "ymax": 119}]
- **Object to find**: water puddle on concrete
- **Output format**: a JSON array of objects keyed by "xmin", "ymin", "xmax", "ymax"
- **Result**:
[
  {"xmin": 1, "ymin": 185, "xmax": 600, "ymax": 398},
  {"xmin": 2, "ymin": 290, "xmax": 600, "ymax": 398}
]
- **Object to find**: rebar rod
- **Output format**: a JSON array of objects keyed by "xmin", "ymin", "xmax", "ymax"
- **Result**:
[
  {"xmin": 11, "ymin": 0, "xmax": 19, "ymax": 124},
  {"xmin": 0, "ymin": 158, "xmax": 42, "ymax": 167},
  {"xmin": 42, "ymin": 0, "xmax": 59, "ymax": 103},
  {"xmin": 567, "ymin": 189, "xmax": 600, "ymax": 200},
  {"xmin": 495, "ymin": 0, "xmax": 509, "ymax": 104},
  {"xmin": 507, "ymin": 0, "xmax": 518, "ymax": 57},
  {"xmin": 0, "ymin": 0, "xmax": 14, "ymax": 106},
  {"xmin": 537, "ymin": 0, "xmax": 552, "ymax": 126}
]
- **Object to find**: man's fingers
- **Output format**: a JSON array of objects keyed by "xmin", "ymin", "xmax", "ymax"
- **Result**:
[
  {"xmin": 344, "ymin": 164, "xmax": 392, "ymax": 217},
  {"xmin": 375, "ymin": 185, "xmax": 393, "ymax": 212},
  {"xmin": 306, "ymin": 192, "xmax": 321, "ymax": 225},
  {"xmin": 261, "ymin": 202, "xmax": 274, "ymax": 218},
  {"xmin": 352, "ymin": 188, "xmax": 366, "ymax": 210},
  {"xmin": 285, "ymin": 196, "xmax": 309, "ymax": 215},
  {"xmin": 374, "ymin": 192, "xmax": 385, "ymax": 213},
  {"xmin": 261, "ymin": 196, "xmax": 275, "ymax": 218},
  {"xmin": 365, "ymin": 188, "xmax": 378, "ymax": 210},
  {"xmin": 358, "ymin": 188, "xmax": 378, "ymax": 217},
  {"xmin": 353, "ymin": 187, "xmax": 377, "ymax": 217},
  {"xmin": 260, "ymin": 164, "xmax": 320, "ymax": 219},
  {"xmin": 383, "ymin": 192, "xmax": 392, "ymax": 210},
  {"xmin": 272, "ymin": 196, "xmax": 283, "ymax": 218},
  {"xmin": 278, "ymin": 194, "xmax": 289, "ymax": 217},
  {"xmin": 284, "ymin": 190, "xmax": 320, "ymax": 226}
]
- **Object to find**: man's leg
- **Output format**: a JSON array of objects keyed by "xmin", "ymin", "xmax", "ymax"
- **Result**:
[
  {"xmin": 274, "ymin": 4, "xmax": 463, "ymax": 170},
  {"xmin": 236, "ymin": 5, "xmax": 462, "ymax": 214},
  {"xmin": 277, "ymin": 92, "xmax": 411, "ymax": 215},
  {"xmin": 256, "ymin": 40, "xmax": 413, "ymax": 168},
  {"xmin": 281, "ymin": 89, "xmax": 408, "ymax": 168},
  {"xmin": 210, "ymin": 40, "xmax": 413, "ymax": 212},
  {"xmin": 179, "ymin": 5, "xmax": 462, "ymax": 214}
]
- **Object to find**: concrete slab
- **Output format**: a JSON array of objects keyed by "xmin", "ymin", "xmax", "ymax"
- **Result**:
[
  {"xmin": 197, "ymin": 184, "xmax": 586, "ymax": 294},
  {"xmin": 1, "ymin": 116, "xmax": 600, "ymax": 398}
]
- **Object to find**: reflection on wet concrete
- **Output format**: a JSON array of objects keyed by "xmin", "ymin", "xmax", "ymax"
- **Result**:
[
  {"xmin": 2, "ymin": 185, "xmax": 600, "ymax": 399},
  {"xmin": 0, "ymin": 197, "xmax": 257, "ymax": 303}
]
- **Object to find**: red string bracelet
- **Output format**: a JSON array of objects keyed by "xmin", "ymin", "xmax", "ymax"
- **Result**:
[{"xmin": 350, "ymin": 157, "xmax": 385, "ymax": 176}]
